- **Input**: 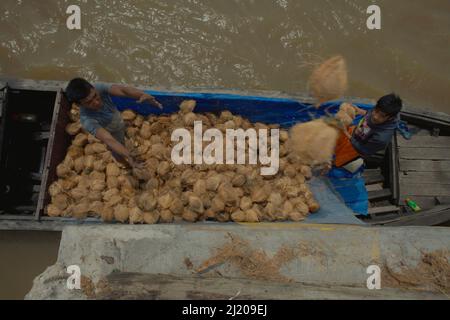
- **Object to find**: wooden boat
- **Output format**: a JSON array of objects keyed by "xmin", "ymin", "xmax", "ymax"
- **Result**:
[
  {"xmin": 361, "ymin": 106, "xmax": 450, "ymax": 226},
  {"xmin": 0, "ymin": 78, "xmax": 449, "ymax": 231}
]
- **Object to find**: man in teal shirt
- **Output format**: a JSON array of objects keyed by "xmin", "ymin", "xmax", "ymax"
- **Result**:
[{"xmin": 65, "ymin": 78, "xmax": 163, "ymax": 167}]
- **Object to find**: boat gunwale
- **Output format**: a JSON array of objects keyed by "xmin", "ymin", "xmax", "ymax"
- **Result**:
[{"xmin": 1, "ymin": 77, "xmax": 450, "ymax": 230}]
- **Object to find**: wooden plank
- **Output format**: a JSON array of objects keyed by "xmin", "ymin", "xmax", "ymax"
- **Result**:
[
  {"xmin": 366, "ymin": 184, "xmax": 383, "ymax": 192},
  {"xmin": 383, "ymin": 205, "xmax": 450, "ymax": 227},
  {"xmin": 364, "ymin": 174, "xmax": 384, "ymax": 185},
  {"xmin": 399, "ymin": 172, "xmax": 450, "ymax": 184},
  {"xmin": 0, "ymin": 215, "xmax": 35, "ymax": 221},
  {"xmin": 92, "ymin": 272, "xmax": 447, "ymax": 300},
  {"xmin": 389, "ymin": 139, "xmax": 399, "ymax": 204},
  {"xmin": 436, "ymin": 196, "xmax": 450, "ymax": 205},
  {"xmin": 400, "ymin": 112, "xmax": 450, "ymax": 135},
  {"xmin": 401, "ymin": 107, "xmax": 450, "ymax": 124},
  {"xmin": 400, "ymin": 183, "xmax": 450, "ymax": 197},
  {"xmin": 35, "ymin": 90, "xmax": 62, "ymax": 220},
  {"xmin": 399, "ymin": 147, "xmax": 450, "ymax": 160},
  {"xmin": 368, "ymin": 206, "xmax": 400, "ymax": 215},
  {"xmin": 363, "ymin": 169, "xmax": 381, "ymax": 176},
  {"xmin": 368, "ymin": 189, "xmax": 392, "ymax": 201},
  {"xmin": 397, "ymin": 135, "xmax": 450, "ymax": 148},
  {"xmin": 399, "ymin": 159, "xmax": 450, "ymax": 172}
]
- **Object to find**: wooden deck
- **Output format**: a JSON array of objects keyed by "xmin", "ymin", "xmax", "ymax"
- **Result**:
[{"xmin": 397, "ymin": 134, "xmax": 450, "ymax": 210}]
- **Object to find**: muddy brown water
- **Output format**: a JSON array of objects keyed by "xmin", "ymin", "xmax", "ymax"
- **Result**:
[
  {"xmin": 0, "ymin": 0, "xmax": 449, "ymax": 112},
  {"xmin": 0, "ymin": 231, "xmax": 61, "ymax": 299},
  {"xmin": 0, "ymin": 0, "xmax": 449, "ymax": 299}
]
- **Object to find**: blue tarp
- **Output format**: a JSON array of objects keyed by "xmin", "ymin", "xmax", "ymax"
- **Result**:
[
  {"xmin": 327, "ymin": 167, "xmax": 369, "ymax": 216},
  {"xmin": 305, "ymin": 176, "xmax": 366, "ymax": 225},
  {"xmin": 112, "ymin": 91, "xmax": 373, "ymax": 128},
  {"xmin": 112, "ymin": 91, "xmax": 373, "ymax": 224}
]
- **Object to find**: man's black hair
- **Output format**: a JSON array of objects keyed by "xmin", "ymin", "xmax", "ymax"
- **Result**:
[
  {"xmin": 65, "ymin": 78, "xmax": 94, "ymax": 104},
  {"xmin": 375, "ymin": 93, "xmax": 403, "ymax": 116}
]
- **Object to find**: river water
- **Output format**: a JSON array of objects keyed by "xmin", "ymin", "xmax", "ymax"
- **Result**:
[
  {"xmin": 0, "ymin": 0, "xmax": 449, "ymax": 299},
  {"xmin": 0, "ymin": 231, "xmax": 61, "ymax": 299},
  {"xmin": 0, "ymin": 0, "xmax": 449, "ymax": 112}
]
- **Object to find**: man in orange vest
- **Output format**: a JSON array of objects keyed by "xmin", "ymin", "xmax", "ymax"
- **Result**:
[{"xmin": 334, "ymin": 93, "xmax": 403, "ymax": 169}]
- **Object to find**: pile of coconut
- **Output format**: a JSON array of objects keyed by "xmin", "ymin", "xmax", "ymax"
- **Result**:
[{"xmin": 46, "ymin": 100, "xmax": 320, "ymax": 224}]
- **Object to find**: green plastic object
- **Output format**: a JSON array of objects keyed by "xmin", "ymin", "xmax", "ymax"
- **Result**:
[{"xmin": 405, "ymin": 198, "xmax": 421, "ymax": 212}]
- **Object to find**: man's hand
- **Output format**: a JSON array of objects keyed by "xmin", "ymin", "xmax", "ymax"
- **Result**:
[
  {"xmin": 137, "ymin": 93, "xmax": 163, "ymax": 109},
  {"xmin": 109, "ymin": 85, "xmax": 163, "ymax": 109},
  {"xmin": 127, "ymin": 157, "xmax": 145, "ymax": 170},
  {"xmin": 343, "ymin": 129, "xmax": 352, "ymax": 139},
  {"xmin": 321, "ymin": 162, "xmax": 332, "ymax": 176}
]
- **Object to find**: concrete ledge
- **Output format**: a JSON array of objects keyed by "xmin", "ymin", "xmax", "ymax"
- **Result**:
[{"xmin": 26, "ymin": 224, "xmax": 450, "ymax": 299}]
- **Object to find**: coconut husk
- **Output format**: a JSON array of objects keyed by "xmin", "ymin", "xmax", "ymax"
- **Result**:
[
  {"xmin": 56, "ymin": 163, "xmax": 72, "ymax": 178},
  {"xmin": 87, "ymin": 191, "xmax": 102, "ymax": 202},
  {"xmin": 169, "ymin": 198, "xmax": 184, "ymax": 216},
  {"xmin": 100, "ymin": 206, "xmax": 114, "ymax": 222},
  {"xmin": 231, "ymin": 210, "xmax": 246, "ymax": 222},
  {"xmin": 143, "ymin": 211, "xmax": 160, "ymax": 224},
  {"xmin": 179, "ymin": 100, "xmax": 196, "ymax": 114},
  {"xmin": 183, "ymin": 113, "xmax": 197, "ymax": 127},
  {"xmin": 52, "ymin": 100, "xmax": 322, "ymax": 223},
  {"xmin": 89, "ymin": 201, "xmax": 104, "ymax": 215},
  {"xmin": 91, "ymin": 179, "xmax": 106, "ymax": 192},
  {"xmin": 106, "ymin": 163, "xmax": 121, "ymax": 176},
  {"xmin": 114, "ymin": 204, "xmax": 129, "ymax": 223},
  {"xmin": 66, "ymin": 145, "xmax": 84, "ymax": 159},
  {"xmin": 69, "ymin": 106, "xmax": 80, "ymax": 122},
  {"xmin": 137, "ymin": 192, "xmax": 157, "ymax": 211},
  {"xmin": 210, "ymin": 196, "xmax": 225, "ymax": 214},
  {"xmin": 140, "ymin": 122, "xmax": 151, "ymax": 139},
  {"xmin": 66, "ymin": 122, "xmax": 81, "ymax": 136},
  {"xmin": 48, "ymin": 181, "xmax": 63, "ymax": 197},
  {"xmin": 157, "ymin": 161, "xmax": 171, "ymax": 177},
  {"xmin": 73, "ymin": 133, "xmax": 88, "ymax": 147},
  {"xmin": 182, "ymin": 209, "xmax": 198, "ymax": 222},
  {"xmin": 289, "ymin": 212, "xmax": 305, "ymax": 222},
  {"xmin": 72, "ymin": 202, "xmax": 90, "ymax": 219},
  {"xmin": 91, "ymin": 143, "xmax": 108, "ymax": 154},
  {"xmin": 47, "ymin": 204, "xmax": 62, "ymax": 217},
  {"xmin": 52, "ymin": 194, "xmax": 69, "ymax": 210},
  {"xmin": 129, "ymin": 207, "xmax": 144, "ymax": 224},
  {"xmin": 159, "ymin": 210, "xmax": 174, "ymax": 223},
  {"xmin": 239, "ymin": 197, "xmax": 253, "ymax": 211},
  {"xmin": 309, "ymin": 55, "xmax": 348, "ymax": 106},
  {"xmin": 244, "ymin": 209, "xmax": 260, "ymax": 223},
  {"xmin": 87, "ymin": 134, "xmax": 100, "ymax": 144},
  {"xmin": 122, "ymin": 110, "xmax": 137, "ymax": 121},
  {"xmin": 288, "ymin": 119, "xmax": 339, "ymax": 167},
  {"xmin": 93, "ymin": 160, "xmax": 106, "ymax": 172}
]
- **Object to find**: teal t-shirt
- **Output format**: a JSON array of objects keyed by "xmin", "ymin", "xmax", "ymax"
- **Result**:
[{"xmin": 79, "ymin": 83, "xmax": 125, "ymax": 143}]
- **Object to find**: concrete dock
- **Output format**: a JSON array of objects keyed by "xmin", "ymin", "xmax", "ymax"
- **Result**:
[{"xmin": 26, "ymin": 223, "xmax": 450, "ymax": 299}]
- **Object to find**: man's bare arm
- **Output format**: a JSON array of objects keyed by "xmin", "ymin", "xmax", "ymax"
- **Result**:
[
  {"xmin": 109, "ymin": 85, "xmax": 163, "ymax": 109},
  {"xmin": 95, "ymin": 128, "xmax": 134, "ymax": 166}
]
